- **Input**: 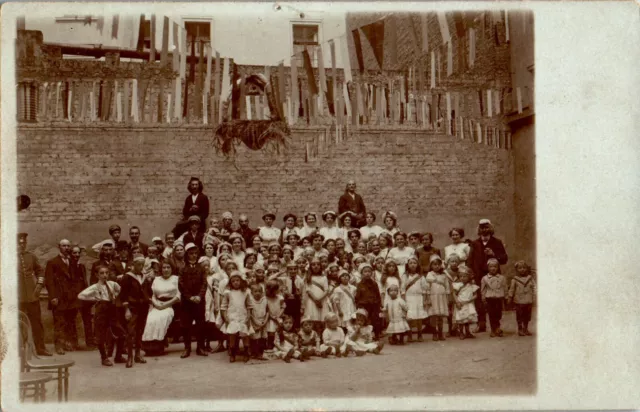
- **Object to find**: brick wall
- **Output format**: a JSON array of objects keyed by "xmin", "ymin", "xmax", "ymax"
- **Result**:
[{"xmin": 17, "ymin": 124, "xmax": 518, "ymax": 267}]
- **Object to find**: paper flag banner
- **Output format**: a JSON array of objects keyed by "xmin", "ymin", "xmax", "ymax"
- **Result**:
[
  {"xmin": 317, "ymin": 45, "xmax": 327, "ymax": 93},
  {"xmin": 112, "ymin": 15, "xmax": 119, "ymax": 40},
  {"xmin": 352, "ymin": 29, "xmax": 365, "ymax": 73},
  {"xmin": 430, "ymin": 52, "xmax": 436, "ymax": 89},
  {"xmin": 447, "ymin": 42, "xmax": 453, "ymax": 76},
  {"xmin": 437, "ymin": 12, "xmax": 451, "ymax": 44},
  {"xmin": 343, "ymin": 82, "xmax": 351, "ymax": 118},
  {"xmin": 150, "ymin": 14, "xmax": 156, "ymax": 62},
  {"xmin": 131, "ymin": 79, "xmax": 138, "ymax": 122},
  {"xmin": 516, "ymin": 87, "xmax": 523, "ymax": 113},
  {"xmin": 469, "ymin": 29, "xmax": 476, "ymax": 68},
  {"xmin": 386, "ymin": 16, "xmax": 398, "ymax": 68},
  {"xmin": 421, "ymin": 13, "xmax": 429, "ymax": 52},
  {"xmin": 55, "ymin": 82, "xmax": 61, "ymax": 119},
  {"xmin": 90, "ymin": 90, "xmax": 96, "ymax": 121},
  {"xmin": 494, "ymin": 89, "xmax": 501, "ymax": 114},
  {"xmin": 437, "ymin": 50, "xmax": 441, "ymax": 83},
  {"xmin": 505, "ymin": 11, "xmax": 510, "ymax": 42},
  {"xmin": 360, "ymin": 20, "xmax": 385, "ymax": 69},
  {"xmin": 161, "ymin": 16, "xmax": 169, "ymax": 65},
  {"xmin": 116, "ymin": 89, "xmax": 123, "ymax": 122},
  {"xmin": 476, "ymin": 122, "xmax": 482, "ymax": 143},
  {"xmin": 446, "ymin": 92, "xmax": 452, "ymax": 135},
  {"xmin": 205, "ymin": 45, "xmax": 212, "ymax": 94},
  {"xmin": 459, "ymin": 116, "xmax": 464, "ymax": 139},
  {"xmin": 487, "ymin": 89, "xmax": 493, "ymax": 117},
  {"xmin": 303, "ymin": 48, "xmax": 319, "ymax": 96},
  {"xmin": 339, "ymin": 36, "xmax": 352, "ymax": 83}
]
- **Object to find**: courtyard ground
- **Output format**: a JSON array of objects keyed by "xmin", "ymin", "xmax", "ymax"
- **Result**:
[{"xmin": 31, "ymin": 310, "xmax": 536, "ymax": 402}]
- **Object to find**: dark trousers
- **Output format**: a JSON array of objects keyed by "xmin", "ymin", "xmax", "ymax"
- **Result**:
[
  {"xmin": 485, "ymin": 298, "xmax": 504, "ymax": 331},
  {"xmin": 95, "ymin": 302, "xmax": 124, "ymax": 358},
  {"xmin": 123, "ymin": 304, "xmax": 149, "ymax": 352},
  {"xmin": 19, "ymin": 301, "xmax": 46, "ymax": 352},
  {"xmin": 52, "ymin": 308, "xmax": 78, "ymax": 348},
  {"xmin": 475, "ymin": 293, "xmax": 487, "ymax": 328},
  {"xmin": 515, "ymin": 303, "xmax": 533, "ymax": 325},
  {"xmin": 284, "ymin": 298, "xmax": 301, "ymax": 330},
  {"xmin": 181, "ymin": 300, "xmax": 205, "ymax": 351},
  {"xmin": 80, "ymin": 302, "xmax": 95, "ymax": 345},
  {"xmin": 358, "ymin": 303, "xmax": 381, "ymax": 338}
]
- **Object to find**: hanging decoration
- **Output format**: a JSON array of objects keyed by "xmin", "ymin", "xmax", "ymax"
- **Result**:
[{"xmin": 360, "ymin": 20, "xmax": 385, "ymax": 70}]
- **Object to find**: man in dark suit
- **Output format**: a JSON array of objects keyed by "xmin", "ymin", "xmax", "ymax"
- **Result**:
[
  {"xmin": 70, "ymin": 245, "xmax": 94, "ymax": 349},
  {"xmin": 128, "ymin": 226, "xmax": 149, "ymax": 257},
  {"xmin": 18, "ymin": 232, "xmax": 51, "ymax": 356},
  {"xmin": 173, "ymin": 177, "xmax": 210, "ymax": 237},
  {"xmin": 45, "ymin": 239, "xmax": 81, "ymax": 354},
  {"xmin": 183, "ymin": 216, "xmax": 205, "ymax": 255},
  {"xmin": 338, "ymin": 180, "xmax": 367, "ymax": 228},
  {"xmin": 466, "ymin": 219, "xmax": 509, "ymax": 333},
  {"xmin": 119, "ymin": 254, "xmax": 152, "ymax": 368},
  {"xmin": 235, "ymin": 213, "xmax": 258, "ymax": 246}
]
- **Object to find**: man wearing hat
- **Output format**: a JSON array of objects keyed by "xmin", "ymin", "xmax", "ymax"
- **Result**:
[
  {"xmin": 172, "ymin": 177, "xmax": 210, "ymax": 239},
  {"xmin": 219, "ymin": 211, "xmax": 239, "ymax": 243},
  {"xmin": 90, "ymin": 240, "xmax": 117, "ymax": 284},
  {"xmin": 178, "ymin": 243, "xmax": 209, "ymax": 358},
  {"xmin": 183, "ymin": 216, "xmax": 205, "ymax": 256},
  {"xmin": 338, "ymin": 180, "xmax": 367, "ymax": 228},
  {"xmin": 277, "ymin": 213, "xmax": 298, "ymax": 246},
  {"xmin": 18, "ymin": 232, "xmax": 51, "ymax": 356},
  {"xmin": 235, "ymin": 213, "xmax": 258, "ymax": 246},
  {"xmin": 91, "ymin": 224, "xmax": 123, "ymax": 255},
  {"xmin": 119, "ymin": 254, "xmax": 152, "ymax": 368},
  {"xmin": 45, "ymin": 239, "xmax": 81, "ymax": 354},
  {"xmin": 466, "ymin": 219, "xmax": 509, "ymax": 333}
]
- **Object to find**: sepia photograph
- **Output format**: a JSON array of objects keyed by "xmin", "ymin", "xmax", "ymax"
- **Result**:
[{"xmin": 9, "ymin": 1, "xmax": 538, "ymax": 405}]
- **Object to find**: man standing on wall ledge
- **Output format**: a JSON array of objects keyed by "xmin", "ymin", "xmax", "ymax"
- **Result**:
[
  {"xmin": 173, "ymin": 177, "xmax": 210, "ymax": 238},
  {"xmin": 338, "ymin": 180, "xmax": 367, "ymax": 229},
  {"xmin": 466, "ymin": 219, "xmax": 509, "ymax": 333}
]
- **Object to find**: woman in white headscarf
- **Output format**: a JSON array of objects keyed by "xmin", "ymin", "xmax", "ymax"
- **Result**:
[{"xmin": 298, "ymin": 212, "xmax": 319, "ymax": 240}]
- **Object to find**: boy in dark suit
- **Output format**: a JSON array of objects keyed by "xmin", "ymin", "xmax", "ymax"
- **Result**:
[{"xmin": 119, "ymin": 254, "xmax": 152, "ymax": 368}]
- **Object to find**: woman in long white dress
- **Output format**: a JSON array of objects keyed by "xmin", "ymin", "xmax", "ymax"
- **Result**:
[
  {"xmin": 444, "ymin": 227, "xmax": 471, "ymax": 264},
  {"xmin": 142, "ymin": 261, "xmax": 181, "ymax": 355}
]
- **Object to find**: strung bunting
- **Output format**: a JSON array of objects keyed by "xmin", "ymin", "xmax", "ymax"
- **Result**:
[
  {"xmin": 303, "ymin": 48, "xmax": 319, "ymax": 96},
  {"xmin": 487, "ymin": 89, "xmax": 493, "ymax": 117},
  {"xmin": 437, "ymin": 12, "xmax": 451, "ymax": 44},
  {"xmin": 317, "ymin": 45, "xmax": 327, "ymax": 93},
  {"xmin": 360, "ymin": 20, "xmax": 385, "ymax": 69},
  {"xmin": 421, "ymin": 13, "xmax": 429, "ymax": 52},
  {"xmin": 290, "ymin": 53, "xmax": 299, "ymax": 118},
  {"xmin": 447, "ymin": 42, "xmax": 453, "ymax": 76},
  {"xmin": 430, "ymin": 51, "xmax": 436, "ymax": 88},
  {"xmin": 505, "ymin": 11, "xmax": 510, "ymax": 42},
  {"xmin": 339, "ymin": 36, "xmax": 353, "ymax": 83},
  {"xmin": 469, "ymin": 28, "xmax": 476, "ymax": 68}
]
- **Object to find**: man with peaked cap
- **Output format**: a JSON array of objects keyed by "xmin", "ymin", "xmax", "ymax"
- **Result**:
[
  {"xmin": 18, "ymin": 232, "xmax": 51, "ymax": 356},
  {"xmin": 183, "ymin": 216, "xmax": 205, "ymax": 256},
  {"xmin": 466, "ymin": 218, "xmax": 509, "ymax": 333},
  {"xmin": 91, "ymin": 224, "xmax": 122, "ymax": 255},
  {"xmin": 45, "ymin": 239, "xmax": 79, "ymax": 354},
  {"xmin": 119, "ymin": 253, "xmax": 152, "ymax": 368},
  {"xmin": 178, "ymin": 243, "xmax": 208, "ymax": 358}
]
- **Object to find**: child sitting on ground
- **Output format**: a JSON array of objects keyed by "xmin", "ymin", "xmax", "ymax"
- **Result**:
[
  {"xmin": 298, "ymin": 317, "xmax": 328, "ymax": 358},
  {"xmin": 345, "ymin": 309, "xmax": 384, "ymax": 356},
  {"xmin": 320, "ymin": 313, "xmax": 346, "ymax": 357},
  {"xmin": 273, "ymin": 315, "xmax": 306, "ymax": 363}
]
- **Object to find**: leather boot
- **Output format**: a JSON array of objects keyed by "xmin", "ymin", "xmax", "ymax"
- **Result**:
[
  {"xmin": 134, "ymin": 348, "xmax": 146, "ymax": 363},
  {"xmin": 126, "ymin": 347, "xmax": 134, "ymax": 368},
  {"xmin": 114, "ymin": 339, "xmax": 126, "ymax": 363}
]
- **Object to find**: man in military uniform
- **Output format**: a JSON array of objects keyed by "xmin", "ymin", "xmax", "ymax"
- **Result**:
[{"xmin": 18, "ymin": 232, "xmax": 51, "ymax": 356}]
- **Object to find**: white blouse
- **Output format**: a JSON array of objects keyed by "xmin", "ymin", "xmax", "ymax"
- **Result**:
[
  {"xmin": 360, "ymin": 225, "xmax": 384, "ymax": 240},
  {"xmin": 319, "ymin": 226, "xmax": 344, "ymax": 241},
  {"xmin": 387, "ymin": 246, "xmax": 416, "ymax": 276},
  {"xmin": 259, "ymin": 226, "xmax": 281, "ymax": 247},
  {"xmin": 444, "ymin": 243, "xmax": 471, "ymax": 263},
  {"xmin": 151, "ymin": 275, "xmax": 180, "ymax": 301}
]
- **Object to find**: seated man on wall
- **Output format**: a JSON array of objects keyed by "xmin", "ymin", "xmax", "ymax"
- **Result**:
[{"xmin": 173, "ymin": 177, "xmax": 210, "ymax": 238}]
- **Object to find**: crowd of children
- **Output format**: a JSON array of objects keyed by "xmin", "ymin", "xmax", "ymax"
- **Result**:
[{"xmin": 75, "ymin": 211, "xmax": 536, "ymax": 367}]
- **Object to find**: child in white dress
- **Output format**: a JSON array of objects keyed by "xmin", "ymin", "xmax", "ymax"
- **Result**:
[
  {"xmin": 248, "ymin": 283, "xmax": 268, "ymax": 359},
  {"xmin": 331, "ymin": 271, "xmax": 357, "ymax": 329},
  {"xmin": 320, "ymin": 313, "xmax": 346, "ymax": 357},
  {"xmin": 273, "ymin": 315, "xmax": 306, "ymax": 363},
  {"xmin": 426, "ymin": 255, "xmax": 451, "ymax": 341},
  {"xmin": 383, "ymin": 284, "xmax": 409, "ymax": 345},
  {"xmin": 453, "ymin": 268, "xmax": 480, "ymax": 339},
  {"xmin": 380, "ymin": 259, "xmax": 402, "ymax": 305},
  {"xmin": 401, "ymin": 257, "xmax": 428, "ymax": 342},
  {"xmin": 302, "ymin": 257, "xmax": 330, "ymax": 335},
  {"xmin": 220, "ymin": 271, "xmax": 251, "ymax": 363},
  {"xmin": 345, "ymin": 309, "xmax": 384, "ymax": 356},
  {"xmin": 265, "ymin": 280, "xmax": 286, "ymax": 350}
]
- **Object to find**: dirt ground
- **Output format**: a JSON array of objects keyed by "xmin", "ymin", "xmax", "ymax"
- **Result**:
[{"xmin": 32, "ymin": 311, "xmax": 535, "ymax": 402}]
